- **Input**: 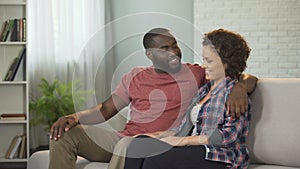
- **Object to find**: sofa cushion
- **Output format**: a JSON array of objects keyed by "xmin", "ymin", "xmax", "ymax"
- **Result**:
[
  {"xmin": 76, "ymin": 158, "xmax": 108, "ymax": 169},
  {"xmin": 28, "ymin": 150, "xmax": 300, "ymax": 169},
  {"xmin": 248, "ymin": 78, "xmax": 300, "ymax": 168},
  {"xmin": 249, "ymin": 165, "xmax": 300, "ymax": 169},
  {"xmin": 27, "ymin": 150, "xmax": 109, "ymax": 169}
]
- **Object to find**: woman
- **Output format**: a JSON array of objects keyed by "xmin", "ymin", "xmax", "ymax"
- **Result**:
[{"xmin": 124, "ymin": 29, "xmax": 251, "ymax": 169}]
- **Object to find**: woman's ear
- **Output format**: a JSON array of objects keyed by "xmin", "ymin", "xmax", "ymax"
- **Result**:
[{"xmin": 223, "ymin": 63, "xmax": 228, "ymax": 71}]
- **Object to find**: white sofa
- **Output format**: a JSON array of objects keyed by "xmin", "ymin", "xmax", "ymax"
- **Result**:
[{"xmin": 27, "ymin": 78, "xmax": 300, "ymax": 169}]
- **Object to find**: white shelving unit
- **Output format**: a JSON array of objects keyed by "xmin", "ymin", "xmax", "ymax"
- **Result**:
[{"xmin": 0, "ymin": 0, "xmax": 28, "ymax": 165}]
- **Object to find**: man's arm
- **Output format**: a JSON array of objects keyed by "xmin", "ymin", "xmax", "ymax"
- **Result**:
[
  {"xmin": 228, "ymin": 73, "xmax": 258, "ymax": 118},
  {"xmin": 49, "ymin": 94, "xmax": 127, "ymax": 140},
  {"xmin": 239, "ymin": 73, "xmax": 258, "ymax": 94}
]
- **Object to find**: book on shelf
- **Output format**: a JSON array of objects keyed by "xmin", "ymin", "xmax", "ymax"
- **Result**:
[
  {"xmin": 0, "ymin": 20, "xmax": 8, "ymax": 40},
  {"xmin": 3, "ymin": 47, "xmax": 26, "ymax": 81},
  {"xmin": 10, "ymin": 19, "xmax": 18, "ymax": 42},
  {"xmin": 5, "ymin": 135, "xmax": 23, "ymax": 159},
  {"xmin": 0, "ymin": 19, "xmax": 14, "ymax": 42},
  {"xmin": 18, "ymin": 18, "xmax": 22, "ymax": 42},
  {"xmin": 0, "ymin": 113, "xmax": 26, "ymax": 121},
  {"xmin": 5, "ymin": 136, "xmax": 18, "ymax": 158},
  {"xmin": 0, "ymin": 18, "xmax": 26, "ymax": 42},
  {"xmin": 18, "ymin": 134, "xmax": 26, "ymax": 158},
  {"xmin": 13, "ymin": 52, "xmax": 26, "ymax": 81},
  {"xmin": 10, "ymin": 18, "xmax": 26, "ymax": 42},
  {"xmin": 22, "ymin": 18, "xmax": 26, "ymax": 42}
]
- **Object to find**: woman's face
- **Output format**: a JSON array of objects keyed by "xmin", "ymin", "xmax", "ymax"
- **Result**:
[{"xmin": 202, "ymin": 45, "xmax": 226, "ymax": 85}]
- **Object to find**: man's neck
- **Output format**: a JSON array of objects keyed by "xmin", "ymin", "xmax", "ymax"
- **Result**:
[{"xmin": 154, "ymin": 65, "xmax": 182, "ymax": 74}]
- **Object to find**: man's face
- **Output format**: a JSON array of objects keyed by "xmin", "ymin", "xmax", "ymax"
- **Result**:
[{"xmin": 147, "ymin": 32, "xmax": 182, "ymax": 74}]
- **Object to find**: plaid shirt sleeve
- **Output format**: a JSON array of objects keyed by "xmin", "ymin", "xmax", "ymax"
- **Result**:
[
  {"xmin": 206, "ymin": 107, "xmax": 250, "ymax": 169},
  {"xmin": 220, "ymin": 112, "xmax": 247, "ymax": 147}
]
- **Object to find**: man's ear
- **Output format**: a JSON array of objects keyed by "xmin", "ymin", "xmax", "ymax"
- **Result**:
[{"xmin": 145, "ymin": 49, "xmax": 153, "ymax": 60}]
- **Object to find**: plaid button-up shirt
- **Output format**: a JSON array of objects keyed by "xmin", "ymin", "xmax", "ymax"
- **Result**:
[
  {"xmin": 176, "ymin": 77, "xmax": 251, "ymax": 169},
  {"xmin": 199, "ymin": 77, "xmax": 251, "ymax": 169}
]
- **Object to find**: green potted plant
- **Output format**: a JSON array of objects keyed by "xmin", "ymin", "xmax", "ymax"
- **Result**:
[{"xmin": 30, "ymin": 78, "xmax": 93, "ymax": 131}]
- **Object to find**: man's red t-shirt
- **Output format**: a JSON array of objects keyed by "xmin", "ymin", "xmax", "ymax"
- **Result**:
[{"xmin": 112, "ymin": 63, "xmax": 206, "ymax": 136}]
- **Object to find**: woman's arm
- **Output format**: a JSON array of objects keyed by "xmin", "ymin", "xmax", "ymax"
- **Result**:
[
  {"xmin": 135, "ymin": 130, "xmax": 176, "ymax": 139},
  {"xmin": 160, "ymin": 135, "xmax": 209, "ymax": 146},
  {"xmin": 160, "ymin": 107, "xmax": 250, "ymax": 147}
]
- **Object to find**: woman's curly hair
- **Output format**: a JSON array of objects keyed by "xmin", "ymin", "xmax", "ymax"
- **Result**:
[{"xmin": 202, "ymin": 29, "xmax": 251, "ymax": 79}]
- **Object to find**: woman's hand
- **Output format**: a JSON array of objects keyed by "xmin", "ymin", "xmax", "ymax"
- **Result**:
[
  {"xmin": 160, "ymin": 135, "xmax": 209, "ymax": 146},
  {"xmin": 160, "ymin": 136, "xmax": 186, "ymax": 146},
  {"xmin": 134, "ymin": 130, "xmax": 175, "ymax": 139},
  {"xmin": 134, "ymin": 131, "xmax": 162, "ymax": 138}
]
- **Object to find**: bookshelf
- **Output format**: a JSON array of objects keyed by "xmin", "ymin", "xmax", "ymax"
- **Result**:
[{"xmin": 0, "ymin": 0, "xmax": 28, "ymax": 165}]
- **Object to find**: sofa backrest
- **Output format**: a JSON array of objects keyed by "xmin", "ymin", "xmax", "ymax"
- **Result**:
[{"xmin": 248, "ymin": 78, "xmax": 300, "ymax": 167}]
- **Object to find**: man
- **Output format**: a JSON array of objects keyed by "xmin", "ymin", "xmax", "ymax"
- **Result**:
[{"xmin": 49, "ymin": 28, "xmax": 257, "ymax": 169}]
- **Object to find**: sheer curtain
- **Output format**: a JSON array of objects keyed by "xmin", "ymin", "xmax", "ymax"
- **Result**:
[{"xmin": 28, "ymin": 0, "xmax": 108, "ymax": 148}]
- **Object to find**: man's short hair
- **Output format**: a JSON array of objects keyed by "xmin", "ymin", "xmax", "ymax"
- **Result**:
[{"xmin": 143, "ymin": 28, "xmax": 170, "ymax": 49}]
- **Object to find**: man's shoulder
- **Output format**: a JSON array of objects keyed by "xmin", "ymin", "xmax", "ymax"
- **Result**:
[
  {"xmin": 122, "ymin": 66, "xmax": 154, "ymax": 79},
  {"xmin": 183, "ymin": 63, "xmax": 205, "ymax": 74},
  {"xmin": 185, "ymin": 63, "xmax": 203, "ymax": 69},
  {"xmin": 130, "ymin": 66, "xmax": 152, "ymax": 72},
  {"xmin": 128, "ymin": 66, "xmax": 153, "ymax": 75},
  {"xmin": 182, "ymin": 63, "xmax": 206, "ymax": 85}
]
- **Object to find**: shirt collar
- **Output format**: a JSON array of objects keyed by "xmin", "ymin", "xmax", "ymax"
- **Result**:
[{"xmin": 207, "ymin": 76, "xmax": 235, "ymax": 95}]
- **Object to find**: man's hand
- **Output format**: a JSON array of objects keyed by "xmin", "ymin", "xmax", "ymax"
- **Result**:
[
  {"xmin": 227, "ymin": 82, "xmax": 248, "ymax": 118},
  {"xmin": 49, "ymin": 115, "xmax": 78, "ymax": 141}
]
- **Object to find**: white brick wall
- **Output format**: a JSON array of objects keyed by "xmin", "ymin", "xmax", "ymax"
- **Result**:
[{"xmin": 193, "ymin": 0, "xmax": 300, "ymax": 78}]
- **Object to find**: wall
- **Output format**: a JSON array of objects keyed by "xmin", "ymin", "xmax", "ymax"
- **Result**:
[
  {"xmin": 194, "ymin": 0, "xmax": 300, "ymax": 78},
  {"xmin": 98, "ymin": 0, "xmax": 194, "ymax": 98},
  {"xmin": 108, "ymin": 0, "xmax": 194, "ymax": 64}
]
